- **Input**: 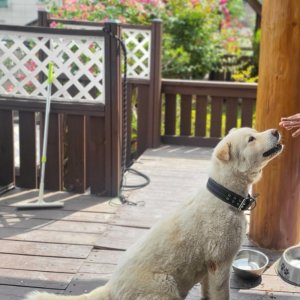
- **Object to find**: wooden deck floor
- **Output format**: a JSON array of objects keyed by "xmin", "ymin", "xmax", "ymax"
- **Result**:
[{"xmin": 0, "ymin": 145, "xmax": 299, "ymax": 299}]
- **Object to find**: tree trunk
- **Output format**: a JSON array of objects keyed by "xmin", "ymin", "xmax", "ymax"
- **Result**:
[{"xmin": 249, "ymin": 0, "xmax": 300, "ymax": 250}]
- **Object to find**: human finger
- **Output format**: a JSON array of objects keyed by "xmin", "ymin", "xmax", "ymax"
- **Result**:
[
  {"xmin": 282, "ymin": 113, "xmax": 300, "ymax": 120},
  {"xmin": 292, "ymin": 128, "xmax": 300, "ymax": 137},
  {"xmin": 280, "ymin": 121, "xmax": 300, "ymax": 128}
]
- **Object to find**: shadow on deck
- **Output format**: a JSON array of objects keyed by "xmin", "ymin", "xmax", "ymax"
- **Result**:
[{"xmin": 0, "ymin": 145, "xmax": 299, "ymax": 299}]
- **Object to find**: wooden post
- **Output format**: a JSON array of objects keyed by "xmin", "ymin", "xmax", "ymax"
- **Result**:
[
  {"xmin": 249, "ymin": 0, "xmax": 300, "ymax": 250},
  {"xmin": 37, "ymin": 10, "xmax": 48, "ymax": 27},
  {"xmin": 149, "ymin": 19, "xmax": 162, "ymax": 148},
  {"xmin": 104, "ymin": 21, "xmax": 122, "ymax": 197}
]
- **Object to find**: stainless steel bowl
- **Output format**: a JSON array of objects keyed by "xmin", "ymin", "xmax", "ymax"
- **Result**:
[
  {"xmin": 232, "ymin": 249, "xmax": 269, "ymax": 279},
  {"xmin": 278, "ymin": 245, "xmax": 300, "ymax": 286}
]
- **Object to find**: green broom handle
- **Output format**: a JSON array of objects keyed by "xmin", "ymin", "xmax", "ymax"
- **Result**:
[{"xmin": 38, "ymin": 63, "xmax": 54, "ymax": 202}]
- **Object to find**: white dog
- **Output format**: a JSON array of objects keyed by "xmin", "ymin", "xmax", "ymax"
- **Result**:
[{"xmin": 25, "ymin": 127, "xmax": 283, "ymax": 300}]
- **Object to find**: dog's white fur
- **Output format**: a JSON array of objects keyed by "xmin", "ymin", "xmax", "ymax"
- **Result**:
[{"xmin": 24, "ymin": 127, "xmax": 282, "ymax": 300}]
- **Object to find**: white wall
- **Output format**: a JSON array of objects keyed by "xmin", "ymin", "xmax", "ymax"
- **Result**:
[{"xmin": 0, "ymin": 0, "xmax": 38, "ymax": 25}]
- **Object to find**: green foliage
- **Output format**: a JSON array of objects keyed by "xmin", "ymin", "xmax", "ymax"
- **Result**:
[
  {"xmin": 48, "ymin": 0, "xmax": 250, "ymax": 80},
  {"xmin": 162, "ymin": 1, "xmax": 222, "ymax": 78}
]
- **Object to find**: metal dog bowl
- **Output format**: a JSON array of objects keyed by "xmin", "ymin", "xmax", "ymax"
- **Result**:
[
  {"xmin": 278, "ymin": 245, "xmax": 300, "ymax": 286},
  {"xmin": 232, "ymin": 249, "xmax": 269, "ymax": 279}
]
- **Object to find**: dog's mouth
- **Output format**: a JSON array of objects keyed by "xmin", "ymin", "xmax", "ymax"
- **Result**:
[{"xmin": 263, "ymin": 144, "xmax": 283, "ymax": 157}]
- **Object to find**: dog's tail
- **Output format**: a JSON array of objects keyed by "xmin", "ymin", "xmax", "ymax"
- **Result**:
[{"xmin": 24, "ymin": 285, "xmax": 110, "ymax": 300}]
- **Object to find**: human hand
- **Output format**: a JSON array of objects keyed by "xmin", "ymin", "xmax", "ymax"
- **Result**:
[{"xmin": 279, "ymin": 113, "xmax": 300, "ymax": 137}]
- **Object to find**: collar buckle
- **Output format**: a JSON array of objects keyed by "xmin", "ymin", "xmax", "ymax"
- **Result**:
[{"xmin": 238, "ymin": 195, "xmax": 256, "ymax": 211}]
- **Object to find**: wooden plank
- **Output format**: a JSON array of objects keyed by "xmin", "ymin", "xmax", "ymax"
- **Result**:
[
  {"xmin": 94, "ymin": 225, "xmax": 148, "ymax": 250},
  {"xmin": 0, "ymin": 206, "xmax": 113, "ymax": 224},
  {"xmin": 110, "ymin": 205, "xmax": 172, "ymax": 228},
  {"xmin": 164, "ymin": 93, "xmax": 177, "ymax": 135},
  {"xmin": 64, "ymin": 273, "xmax": 108, "ymax": 296},
  {"xmin": 43, "ymin": 113, "xmax": 63, "ymax": 190},
  {"xmin": 64, "ymin": 115, "xmax": 86, "ymax": 193},
  {"xmin": 1, "ymin": 190, "xmax": 118, "ymax": 214},
  {"xmin": 89, "ymin": 116, "xmax": 106, "ymax": 195},
  {"xmin": 0, "ymin": 227, "xmax": 101, "ymax": 246},
  {"xmin": 0, "ymin": 285, "xmax": 63, "ymax": 300},
  {"xmin": 195, "ymin": 95, "xmax": 207, "ymax": 137},
  {"xmin": 18, "ymin": 111, "xmax": 38, "ymax": 188},
  {"xmin": 180, "ymin": 94, "xmax": 192, "ymax": 136},
  {"xmin": 210, "ymin": 96, "xmax": 223, "ymax": 137},
  {"xmin": 79, "ymin": 262, "xmax": 116, "ymax": 274},
  {"xmin": 0, "ymin": 240, "xmax": 92, "ymax": 258},
  {"xmin": 0, "ymin": 98, "xmax": 105, "ymax": 116},
  {"xmin": 0, "ymin": 217, "xmax": 107, "ymax": 234},
  {"xmin": 161, "ymin": 135, "xmax": 220, "ymax": 147},
  {"xmin": 0, "ymin": 110, "xmax": 14, "ymax": 186},
  {"xmin": 0, "ymin": 253, "xmax": 82, "ymax": 273},
  {"xmin": 225, "ymin": 97, "xmax": 238, "ymax": 134},
  {"xmin": 161, "ymin": 79, "xmax": 257, "ymax": 98},
  {"xmin": 0, "ymin": 268, "xmax": 73, "ymax": 289},
  {"xmin": 137, "ymin": 85, "xmax": 151, "ymax": 155},
  {"xmin": 241, "ymin": 98, "xmax": 254, "ymax": 127},
  {"xmin": 86, "ymin": 249, "xmax": 124, "ymax": 264}
]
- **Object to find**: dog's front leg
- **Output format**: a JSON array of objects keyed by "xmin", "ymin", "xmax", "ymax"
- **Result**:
[
  {"xmin": 206, "ymin": 262, "xmax": 231, "ymax": 300},
  {"xmin": 200, "ymin": 274, "xmax": 209, "ymax": 300}
]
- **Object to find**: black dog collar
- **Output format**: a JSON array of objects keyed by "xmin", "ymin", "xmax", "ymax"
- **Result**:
[{"xmin": 206, "ymin": 178, "xmax": 256, "ymax": 211}]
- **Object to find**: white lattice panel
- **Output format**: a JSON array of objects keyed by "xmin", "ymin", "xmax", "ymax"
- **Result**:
[
  {"xmin": 122, "ymin": 28, "xmax": 151, "ymax": 80},
  {"xmin": 57, "ymin": 24, "xmax": 152, "ymax": 80},
  {"xmin": 0, "ymin": 31, "xmax": 105, "ymax": 103}
]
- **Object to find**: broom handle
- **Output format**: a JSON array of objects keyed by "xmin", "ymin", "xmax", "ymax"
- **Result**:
[{"xmin": 38, "ymin": 63, "xmax": 54, "ymax": 203}]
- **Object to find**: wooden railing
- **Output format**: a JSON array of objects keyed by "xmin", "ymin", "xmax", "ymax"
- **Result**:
[
  {"xmin": 38, "ymin": 11, "xmax": 163, "ymax": 161},
  {"xmin": 0, "ymin": 22, "xmax": 122, "ymax": 197},
  {"xmin": 161, "ymin": 79, "xmax": 257, "ymax": 147}
]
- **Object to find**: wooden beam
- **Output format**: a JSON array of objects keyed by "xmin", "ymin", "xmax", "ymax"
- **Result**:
[{"xmin": 249, "ymin": 0, "xmax": 300, "ymax": 250}]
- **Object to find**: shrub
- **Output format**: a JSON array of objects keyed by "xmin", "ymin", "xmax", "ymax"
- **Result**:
[{"xmin": 47, "ymin": 0, "xmax": 251, "ymax": 79}]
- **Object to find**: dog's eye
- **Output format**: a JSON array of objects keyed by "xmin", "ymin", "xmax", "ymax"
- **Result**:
[{"xmin": 248, "ymin": 136, "xmax": 256, "ymax": 143}]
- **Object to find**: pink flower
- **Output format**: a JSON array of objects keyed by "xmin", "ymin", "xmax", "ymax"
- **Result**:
[
  {"xmin": 16, "ymin": 72, "xmax": 26, "ymax": 81},
  {"xmin": 5, "ymin": 83, "xmax": 13, "ymax": 92},
  {"xmin": 25, "ymin": 60, "xmax": 37, "ymax": 72},
  {"xmin": 220, "ymin": 0, "xmax": 227, "ymax": 5},
  {"xmin": 50, "ymin": 21, "xmax": 58, "ymax": 28}
]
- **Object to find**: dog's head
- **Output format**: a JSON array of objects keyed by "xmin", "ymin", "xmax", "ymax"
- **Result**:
[{"xmin": 212, "ymin": 127, "xmax": 283, "ymax": 183}]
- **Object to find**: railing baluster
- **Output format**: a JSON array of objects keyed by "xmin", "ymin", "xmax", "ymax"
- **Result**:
[
  {"xmin": 225, "ymin": 97, "xmax": 238, "ymax": 134},
  {"xmin": 19, "ymin": 111, "xmax": 37, "ymax": 188},
  {"xmin": 64, "ymin": 115, "xmax": 86, "ymax": 193},
  {"xmin": 195, "ymin": 95, "xmax": 208, "ymax": 137},
  {"xmin": 137, "ymin": 85, "xmax": 150, "ymax": 156},
  {"xmin": 89, "ymin": 116, "xmax": 105, "ymax": 195},
  {"xmin": 43, "ymin": 113, "xmax": 63, "ymax": 191},
  {"xmin": 210, "ymin": 96, "xmax": 223, "ymax": 137},
  {"xmin": 180, "ymin": 95, "xmax": 192, "ymax": 136},
  {"xmin": 0, "ymin": 110, "xmax": 14, "ymax": 187},
  {"xmin": 241, "ymin": 98, "xmax": 255, "ymax": 127},
  {"xmin": 164, "ymin": 93, "xmax": 176, "ymax": 135}
]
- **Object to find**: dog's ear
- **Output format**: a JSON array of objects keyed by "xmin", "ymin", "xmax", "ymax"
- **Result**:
[{"xmin": 216, "ymin": 142, "xmax": 231, "ymax": 161}]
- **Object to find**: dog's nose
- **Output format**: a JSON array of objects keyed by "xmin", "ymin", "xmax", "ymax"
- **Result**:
[{"xmin": 271, "ymin": 129, "xmax": 279, "ymax": 139}]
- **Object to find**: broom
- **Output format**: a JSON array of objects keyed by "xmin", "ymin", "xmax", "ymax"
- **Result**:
[{"xmin": 17, "ymin": 63, "xmax": 64, "ymax": 209}]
